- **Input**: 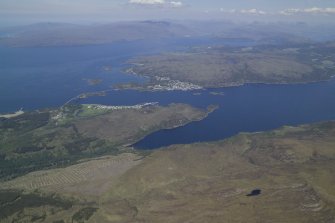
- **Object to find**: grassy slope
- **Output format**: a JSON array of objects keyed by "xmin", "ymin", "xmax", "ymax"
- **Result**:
[
  {"xmin": 94, "ymin": 121, "xmax": 335, "ymax": 223},
  {"xmin": 1, "ymin": 121, "xmax": 335, "ymax": 222},
  {"xmin": 129, "ymin": 44, "xmax": 335, "ymax": 88},
  {"xmin": 0, "ymin": 103, "xmax": 210, "ymax": 181},
  {"xmin": 73, "ymin": 103, "xmax": 210, "ymax": 144}
]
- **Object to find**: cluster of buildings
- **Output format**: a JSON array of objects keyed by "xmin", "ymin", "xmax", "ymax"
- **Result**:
[
  {"xmin": 150, "ymin": 77, "xmax": 203, "ymax": 91},
  {"xmin": 84, "ymin": 102, "xmax": 159, "ymax": 110}
]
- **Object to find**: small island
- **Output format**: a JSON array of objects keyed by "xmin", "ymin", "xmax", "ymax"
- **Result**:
[
  {"xmin": 84, "ymin": 78, "xmax": 102, "ymax": 86},
  {"xmin": 78, "ymin": 91, "xmax": 106, "ymax": 99},
  {"xmin": 209, "ymin": 91, "xmax": 225, "ymax": 96},
  {"xmin": 101, "ymin": 66, "xmax": 113, "ymax": 72}
]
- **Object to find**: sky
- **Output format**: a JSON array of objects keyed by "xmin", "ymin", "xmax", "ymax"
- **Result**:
[{"xmin": 1, "ymin": 0, "xmax": 335, "ymax": 26}]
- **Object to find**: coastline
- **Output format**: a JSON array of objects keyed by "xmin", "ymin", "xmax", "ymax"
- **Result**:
[
  {"xmin": 130, "ymin": 104, "xmax": 219, "ymax": 149},
  {"xmin": 0, "ymin": 109, "xmax": 24, "ymax": 119},
  {"xmin": 120, "ymin": 68, "xmax": 335, "ymax": 92}
]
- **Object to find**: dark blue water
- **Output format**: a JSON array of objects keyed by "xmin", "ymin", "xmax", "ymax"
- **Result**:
[
  {"xmin": 1, "ymin": 38, "xmax": 335, "ymax": 150},
  {"xmin": 0, "ymin": 37, "xmax": 254, "ymax": 113},
  {"xmin": 0, "ymin": 41, "xmax": 148, "ymax": 113},
  {"xmin": 80, "ymin": 79, "xmax": 335, "ymax": 149}
]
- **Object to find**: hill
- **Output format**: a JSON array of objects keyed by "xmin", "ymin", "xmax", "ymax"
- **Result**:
[
  {"xmin": 128, "ymin": 43, "xmax": 335, "ymax": 88},
  {"xmin": 1, "ymin": 121, "xmax": 335, "ymax": 222}
]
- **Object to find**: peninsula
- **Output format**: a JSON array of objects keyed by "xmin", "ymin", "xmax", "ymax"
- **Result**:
[
  {"xmin": 0, "ymin": 103, "xmax": 213, "ymax": 181},
  {"xmin": 128, "ymin": 43, "xmax": 335, "ymax": 89}
]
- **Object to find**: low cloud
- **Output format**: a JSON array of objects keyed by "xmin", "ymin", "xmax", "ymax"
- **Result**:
[
  {"xmin": 240, "ymin": 9, "xmax": 267, "ymax": 15},
  {"xmin": 280, "ymin": 7, "xmax": 335, "ymax": 15},
  {"xmin": 220, "ymin": 8, "xmax": 267, "ymax": 15},
  {"xmin": 170, "ymin": 1, "xmax": 183, "ymax": 7},
  {"xmin": 129, "ymin": 0, "xmax": 165, "ymax": 5},
  {"xmin": 128, "ymin": 0, "xmax": 183, "ymax": 7},
  {"xmin": 220, "ymin": 7, "xmax": 335, "ymax": 16}
]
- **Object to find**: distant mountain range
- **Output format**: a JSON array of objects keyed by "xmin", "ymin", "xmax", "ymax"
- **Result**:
[
  {"xmin": 1, "ymin": 20, "xmax": 335, "ymax": 47},
  {"xmin": 0, "ymin": 21, "xmax": 194, "ymax": 47}
]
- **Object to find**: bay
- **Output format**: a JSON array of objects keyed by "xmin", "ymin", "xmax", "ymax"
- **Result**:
[{"xmin": 1, "ymin": 37, "xmax": 334, "ymax": 149}]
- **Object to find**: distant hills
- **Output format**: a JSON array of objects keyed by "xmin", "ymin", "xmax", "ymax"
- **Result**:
[
  {"xmin": 0, "ymin": 21, "xmax": 194, "ymax": 47},
  {"xmin": 2, "ymin": 20, "xmax": 335, "ymax": 47}
]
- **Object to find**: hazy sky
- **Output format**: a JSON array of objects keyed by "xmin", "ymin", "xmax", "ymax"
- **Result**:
[{"xmin": 1, "ymin": 0, "xmax": 335, "ymax": 26}]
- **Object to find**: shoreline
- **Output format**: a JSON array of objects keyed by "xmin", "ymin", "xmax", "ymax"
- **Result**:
[
  {"xmin": 122, "ymin": 68, "xmax": 335, "ymax": 92},
  {"xmin": 0, "ymin": 109, "xmax": 24, "ymax": 119},
  {"xmin": 130, "ymin": 104, "xmax": 219, "ymax": 150},
  {"xmin": 114, "ymin": 76, "xmax": 335, "ymax": 92},
  {"xmin": 2, "ymin": 76, "xmax": 334, "ymax": 115}
]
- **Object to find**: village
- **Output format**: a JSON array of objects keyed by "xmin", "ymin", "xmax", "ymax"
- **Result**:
[
  {"xmin": 149, "ymin": 78, "xmax": 203, "ymax": 91},
  {"xmin": 84, "ymin": 102, "xmax": 159, "ymax": 110}
]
